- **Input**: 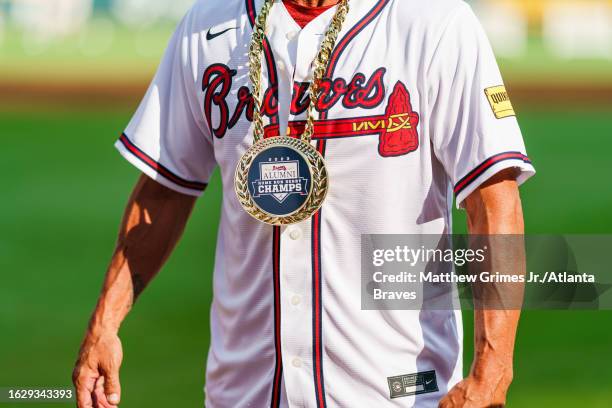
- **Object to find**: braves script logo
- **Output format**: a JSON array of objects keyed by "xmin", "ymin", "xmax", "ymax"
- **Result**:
[{"xmin": 202, "ymin": 65, "xmax": 419, "ymax": 157}]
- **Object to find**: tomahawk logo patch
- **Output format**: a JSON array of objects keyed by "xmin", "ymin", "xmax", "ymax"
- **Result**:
[
  {"xmin": 377, "ymin": 81, "xmax": 420, "ymax": 157},
  {"xmin": 387, "ymin": 370, "xmax": 439, "ymax": 399}
]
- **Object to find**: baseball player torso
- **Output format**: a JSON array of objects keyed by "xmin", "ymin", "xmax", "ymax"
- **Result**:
[
  {"xmin": 116, "ymin": 0, "xmax": 535, "ymax": 406},
  {"xmin": 206, "ymin": 2, "xmax": 459, "ymax": 405}
]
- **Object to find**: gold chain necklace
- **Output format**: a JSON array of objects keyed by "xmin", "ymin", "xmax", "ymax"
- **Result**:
[{"xmin": 235, "ymin": 0, "xmax": 350, "ymax": 225}]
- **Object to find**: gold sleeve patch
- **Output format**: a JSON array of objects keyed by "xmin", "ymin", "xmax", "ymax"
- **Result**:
[{"xmin": 484, "ymin": 85, "xmax": 515, "ymax": 119}]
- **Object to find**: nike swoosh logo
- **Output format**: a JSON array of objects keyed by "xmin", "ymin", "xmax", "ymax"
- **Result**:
[
  {"xmin": 206, "ymin": 26, "xmax": 239, "ymax": 41},
  {"xmin": 425, "ymin": 379, "xmax": 433, "ymax": 385}
]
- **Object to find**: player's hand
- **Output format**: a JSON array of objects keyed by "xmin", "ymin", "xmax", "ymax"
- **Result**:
[
  {"xmin": 438, "ymin": 373, "xmax": 511, "ymax": 408},
  {"xmin": 73, "ymin": 330, "xmax": 123, "ymax": 408}
]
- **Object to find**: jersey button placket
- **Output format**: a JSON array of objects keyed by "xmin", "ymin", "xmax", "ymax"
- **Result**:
[
  {"xmin": 280, "ymin": 15, "xmax": 334, "ymax": 408},
  {"xmin": 279, "ymin": 223, "xmax": 315, "ymax": 407}
]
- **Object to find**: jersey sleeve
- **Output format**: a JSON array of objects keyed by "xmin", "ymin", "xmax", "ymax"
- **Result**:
[
  {"xmin": 114, "ymin": 7, "xmax": 215, "ymax": 196},
  {"xmin": 428, "ymin": 3, "xmax": 535, "ymax": 208}
]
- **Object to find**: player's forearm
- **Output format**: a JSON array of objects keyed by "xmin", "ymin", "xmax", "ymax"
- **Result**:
[
  {"xmin": 464, "ymin": 169, "xmax": 524, "ymax": 386},
  {"xmin": 88, "ymin": 175, "xmax": 197, "ymax": 335}
]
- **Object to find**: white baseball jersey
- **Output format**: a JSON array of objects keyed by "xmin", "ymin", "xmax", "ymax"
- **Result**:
[{"xmin": 115, "ymin": 0, "xmax": 535, "ymax": 406}]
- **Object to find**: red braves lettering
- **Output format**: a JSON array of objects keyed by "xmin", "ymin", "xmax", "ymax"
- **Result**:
[{"xmin": 202, "ymin": 65, "xmax": 388, "ymax": 138}]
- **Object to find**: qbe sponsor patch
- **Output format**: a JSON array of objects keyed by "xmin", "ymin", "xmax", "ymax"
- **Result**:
[
  {"xmin": 387, "ymin": 370, "xmax": 439, "ymax": 399},
  {"xmin": 484, "ymin": 85, "xmax": 515, "ymax": 119}
]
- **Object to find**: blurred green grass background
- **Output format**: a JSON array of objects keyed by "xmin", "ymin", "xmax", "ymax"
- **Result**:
[
  {"xmin": 2, "ymin": 1, "xmax": 612, "ymax": 405},
  {"xmin": 0, "ymin": 104, "xmax": 611, "ymax": 407},
  {"xmin": 3, "ymin": 23, "xmax": 612, "ymax": 84}
]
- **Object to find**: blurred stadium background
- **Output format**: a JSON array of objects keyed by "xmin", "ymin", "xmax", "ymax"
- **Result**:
[{"xmin": 0, "ymin": 0, "xmax": 611, "ymax": 407}]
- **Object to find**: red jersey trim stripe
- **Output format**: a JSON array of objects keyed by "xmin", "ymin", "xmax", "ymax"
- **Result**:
[
  {"xmin": 454, "ymin": 151, "xmax": 532, "ymax": 195},
  {"xmin": 310, "ymin": 2, "xmax": 390, "ymax": 407},
  {"xmin": 246, "ymin": 2, "xmax": 282, "ymax": 406},
  {"xmin": 270, "ymin": 226, "xmax": 283, "ymax": 408},
  {"xmin": 118, "ymin": 133, "xmax": 207, "ymax": 191},
  {"xmin": 246, "ymin": 0, "xmax": 279, "ymax": 125}
]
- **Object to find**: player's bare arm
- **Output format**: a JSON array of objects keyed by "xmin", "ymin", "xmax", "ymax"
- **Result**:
[
  {"xmin": 440, "ymin": 169, "xmax": 524, "ymax": 408},
  {"xmin": 72, "ymin": 175, "xmax": 197, "ymax": 408}
]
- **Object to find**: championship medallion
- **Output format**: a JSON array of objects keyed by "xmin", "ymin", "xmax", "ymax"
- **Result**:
[
  {"xmin": 234, "ymin": 0, "xmax": 349, "ymax": 225},
  {"xmin": 235, "ymin": 137, "xmax": 328, "ymax": 225}
]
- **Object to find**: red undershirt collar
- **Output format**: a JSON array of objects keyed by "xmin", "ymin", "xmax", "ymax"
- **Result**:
[{"xmin": 282, "ymin": 0, "xmax": 338, "ymax": 28}]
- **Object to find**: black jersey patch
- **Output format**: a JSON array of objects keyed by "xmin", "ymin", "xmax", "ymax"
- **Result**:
[{"xmin": 387, "ymin": 370, "xmax": 439, "ymax": 399}]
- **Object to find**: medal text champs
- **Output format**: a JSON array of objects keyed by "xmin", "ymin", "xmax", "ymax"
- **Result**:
[{"xmin": 252, "ymin": 161, "xmax": 309, "ymax": 199}]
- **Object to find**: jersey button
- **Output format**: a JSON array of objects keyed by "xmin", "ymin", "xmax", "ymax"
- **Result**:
[
  {"xmin": 292, "ymin": 357, "xmax": 302, "ymax": 368},
  {"xmin": 291, "ymin": 295, "xmax": 301, "ymax": 306},
  {"xmin": 289, "ymin": 228, "xmax": 302, "ymax": 240},
  {"xmin": 286, "ymin": 31, "xmax": 298, "ymax": 41}
]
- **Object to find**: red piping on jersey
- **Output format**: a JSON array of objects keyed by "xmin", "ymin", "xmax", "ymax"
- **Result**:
[
  {"xmin": 271, "ymin": 226, "xmax": 283, "ymax": 408},
  {"xmin": 246, "ymin": 2, "xmax": 282, "ymax": 405},
  {"xmin": 454, "ymin": 152, "xmax": 531, "ymax": 195},
  {"xmin": 323, "ymin": 0, "xmax": 390, "ymax": 88},
  {"xmin": 118, "ymin": 133, "xmax": 207, "ymax": 191},
  {"xmin": 311, "ymin": 197, "xmax": 325, "ymax": 408},
  {"xmin": 310, "ymin": 2, "xmax": 390, "ymax": 408},
  {"xmin": 246, "ymin": 0, "xmax": 279, "ymax": 125}
]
